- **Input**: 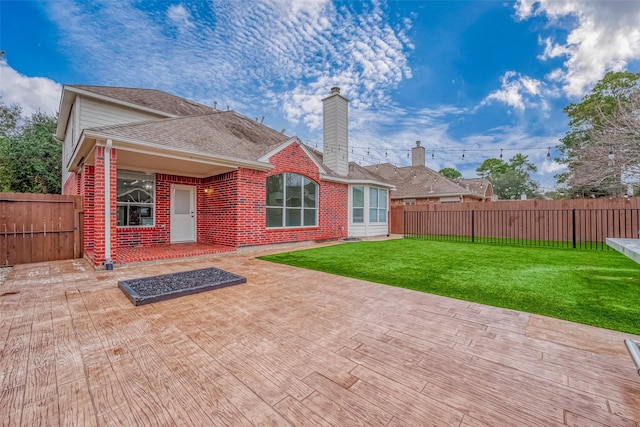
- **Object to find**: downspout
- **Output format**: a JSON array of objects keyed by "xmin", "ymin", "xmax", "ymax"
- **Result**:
[{"xmin": 104, "ymin": 139, "xmax": 113, "ymax": 270}]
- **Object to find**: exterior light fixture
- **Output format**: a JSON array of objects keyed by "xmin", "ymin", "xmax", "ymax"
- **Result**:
[
  {"xmin": 546, "ymin": 147, "xmax": 551, "ymax": 160},
  {"xmin": 500, "ymin": 149, "xmax": 503, "ymax": 159}
]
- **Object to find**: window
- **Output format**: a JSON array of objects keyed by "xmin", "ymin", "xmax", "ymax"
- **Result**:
[
  {"xmin": 117, "ymin": 170, "xmax": 155, "ymax": 227},
  {"xmin": 369, "ymin": 187, "xmax": 387, "ymax": 223},
  {"xmin": 352, "ymin": 186, "xmax": 364, "ymax": 223},
  {"xmin": 266, "ymin": 173, "xmax": 317, "ymax": 228}
]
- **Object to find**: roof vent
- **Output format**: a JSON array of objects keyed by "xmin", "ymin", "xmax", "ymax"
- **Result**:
[
  {"xmin": 416, "ymin": 140, "xmax": 421, "ymax": 147},
  {"xmin": 330, "ymin": 87, "xmax": 341, "ymax": 95}
]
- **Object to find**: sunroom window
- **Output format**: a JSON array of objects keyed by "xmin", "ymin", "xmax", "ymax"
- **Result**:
[
  {"xmin": 117, "ymin": 170, "xmax": 155, "ymax": 227},
  {"xmin": 369, "ymin": 187, "xmax": 387, "ymax": 223},
  {"xmin": 352, "ymin": 186, "xmax": 364, "ymax": 223},
  {"xmin": 266, "ymin": 173, "xmax": 317, "ymax": 228}
]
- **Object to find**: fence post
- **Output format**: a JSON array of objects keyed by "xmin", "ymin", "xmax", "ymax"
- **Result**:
[
  {"xmin": 471, "ymin": 210, "xmax": 475, "ymax": 243},
  {"xmin": 572, "ymin": 208, "xmax": 576, "ymax": 249},
  {"xmin": 404, "ymin": 210, "xmax": 408, "ymax": 238}
]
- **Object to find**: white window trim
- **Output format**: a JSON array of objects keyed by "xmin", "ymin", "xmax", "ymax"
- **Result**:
[
  {"xmin": 116, "ymin": 170, "xmax": 156, "ymax": 227},
  {"xmin": 266, "ymin": 173, "xmax": 319, "ymax": 228},
  {"xmin": 349, "ymin": 185, "xmax": 388, "ymax": 224}
]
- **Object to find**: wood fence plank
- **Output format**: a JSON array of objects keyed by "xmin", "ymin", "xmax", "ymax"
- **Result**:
[{"xmin": 0, "ymin": 194, "xmax": 82, "ymax": 265}]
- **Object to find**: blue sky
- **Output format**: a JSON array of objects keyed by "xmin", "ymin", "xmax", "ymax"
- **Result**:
[{"xmin": 2, "ymin": 0, "xmax": 640, "ymax": 191}]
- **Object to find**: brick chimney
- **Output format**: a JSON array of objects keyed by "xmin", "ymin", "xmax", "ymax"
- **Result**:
[
  {"xmin": 322, "ymin": 87, "xmax": 349, "ymax": 176},
  {"xmin": 412, "ymin": 141, "xmax": 425, "ymax": 167}
]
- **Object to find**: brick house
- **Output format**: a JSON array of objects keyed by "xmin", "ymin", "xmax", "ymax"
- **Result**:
[{"xmin": 56, "ymin": 86, "xmax": 393, "ymax": 267}]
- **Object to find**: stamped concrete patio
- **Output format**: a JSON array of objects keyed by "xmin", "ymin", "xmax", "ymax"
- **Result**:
[{"xmin": 1, "ymin": 245, "xmax": 639, "ymax": 426}]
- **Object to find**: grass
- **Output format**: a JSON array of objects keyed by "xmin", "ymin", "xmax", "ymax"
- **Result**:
[
  {"xmin": 407, "ymin": 235, "xmax": 611, "ymax": 250},
  {"xmin": 258, "ymin": 239, "xmax": 640, "ymax": 335}
]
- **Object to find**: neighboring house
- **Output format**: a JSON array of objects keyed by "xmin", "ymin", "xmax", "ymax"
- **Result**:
[
  {"xmin": 364, "ymin": 142, "xmax": 494, "ymax": 206},
  {"xmin": 56, "ymin": 85, "xmax": 393, "ymax": 268}
]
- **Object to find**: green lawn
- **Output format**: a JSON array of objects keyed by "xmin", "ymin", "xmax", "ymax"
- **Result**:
[{"xmin": 258, "ymin": 239, "xmax": 640, "ymax": 335}]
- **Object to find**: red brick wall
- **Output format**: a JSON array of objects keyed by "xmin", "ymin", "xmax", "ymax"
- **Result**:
[
  {"xmin": 62, "ymin": 172, "xmax": 80, "ymax": 195},
  {"xmin": 80, "ymin": 166, "xmax": 94, "ymax": 257},
  {"xmin": 200, "ymin": 169, "xmax": 265, "ymax": 247},
  {"xmin": 247, "ymin": 142, "xmax": 348, "ymax": 246}
]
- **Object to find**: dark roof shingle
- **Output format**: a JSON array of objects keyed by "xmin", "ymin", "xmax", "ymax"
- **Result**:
[
  {"xmin": 68, "ymin": 85, "xmax": 217, "ymax": 117},
  {"xmin": 86, "ymin": 111, "xmax": 290, "ymax": 162}
]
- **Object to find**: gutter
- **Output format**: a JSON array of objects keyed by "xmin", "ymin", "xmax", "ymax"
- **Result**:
[{"xmin": 320, "ymin": 173, "xmax": 395, "ymax": 189}]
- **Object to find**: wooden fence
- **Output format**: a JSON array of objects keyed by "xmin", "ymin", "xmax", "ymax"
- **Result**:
[
  {"xmin": 392, "ymin": 197, "xmax": 640, "ymax": 249},
  {"xmin": 0, "ymin": 193, "xmax": 83, "ymax": 266}
]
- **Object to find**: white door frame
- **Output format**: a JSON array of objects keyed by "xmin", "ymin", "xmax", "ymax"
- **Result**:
[{"xmin": 170, "ymin": 184, "xmax": 196, "ymax": 243}]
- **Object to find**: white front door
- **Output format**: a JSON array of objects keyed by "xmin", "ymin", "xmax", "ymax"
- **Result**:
[{"xmin": 170, "ymin": 184, "xmax": 196, "ymax": 243}]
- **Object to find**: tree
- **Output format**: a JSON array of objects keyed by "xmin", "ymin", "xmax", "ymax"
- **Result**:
[
  {"xmin": 476, "ymin": 154, "xmax": 539, "ymax": 200},
  {"xmin": 558, "ymin": 71, "xmax": 640, "ymax": 196},
  {"xmin": 567, "ymin": 90, "xmax": 640, "ymax": 196},
  {"xmin": 0, "ymin": 102, "xmax": 22, "ymax": 191},
  {"xmin": 475, "ymin": 158, "xmax": 508, "ymax": 179},
  {"xmin": 438, "ymin": 167, "xmax": 462, "ymax": 180},
  {"xmin": 0, "ymin": 100, "xmax": 61, "ymax": 194}
]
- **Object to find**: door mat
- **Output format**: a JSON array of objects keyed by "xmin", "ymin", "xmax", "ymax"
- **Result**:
[{"xmin": 118, "ymin": 267, "xmax": 246, "ymax": 306}]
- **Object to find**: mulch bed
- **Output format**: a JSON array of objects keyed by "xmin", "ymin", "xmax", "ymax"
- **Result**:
[{"xmin": 118, "ymin": 266, "xmax": 246, "ymax": 306}]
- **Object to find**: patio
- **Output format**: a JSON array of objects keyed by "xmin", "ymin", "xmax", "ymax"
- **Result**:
[{"xmin": 1, "ymin": 246, "xmax": 639, "ymax": 426}]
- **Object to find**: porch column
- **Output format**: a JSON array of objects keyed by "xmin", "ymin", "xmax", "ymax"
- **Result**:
[
  {"xmin": 92, "ymin": 143, "xmax": 118, "ymax": 268},
  {"xmin": 104, "ymin": 139, "xmax": 113, "ymax": 268}
]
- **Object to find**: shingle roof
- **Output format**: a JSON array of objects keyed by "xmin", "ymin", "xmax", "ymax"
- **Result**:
[
  {"xmin": 306, "ymin": 147, "xmax": 392, "ymax": 185},
  {"xmin": 85, "ymin": 111, "xmax": 290, "ymax": 162},
  {"xmin": 68, "ymin": 85, "xmax": 217, "ymax": 117},
  {"xmin": 456, "ymin": 178, "xmax": 492, "ymax": 198},
  {"xmin": 364, "ymin": 163, "xmax": 480, "ymax": 199},
  {"xmin": 347, "ymin": 162, "xmax": 392, "ymax": 184}
]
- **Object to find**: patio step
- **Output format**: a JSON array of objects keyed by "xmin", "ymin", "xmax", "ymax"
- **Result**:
[
  {"xmin": 606, "ymin": 238, "xmax": 640, "ymax": 264},
  {"xmin": 625, "ymin": 339, "xmax": 640, "ymax": 376}
]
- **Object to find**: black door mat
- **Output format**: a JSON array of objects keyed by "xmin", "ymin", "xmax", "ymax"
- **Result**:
[{"xmin": 118, "ymin": 267, "xmax": 246, "ymax": 306}]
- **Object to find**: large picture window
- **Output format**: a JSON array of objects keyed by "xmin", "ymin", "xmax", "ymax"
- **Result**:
[
  {"xmin": 369, "ymin": 187, "xmax": 387, "ymax": 223},
  {"xmin": 117, "ymin": 170, "xmax": 155, "ymax": 227},
  {"xmin": 266, "ymin": 173, "xmax": 317, "ymax": 228}
]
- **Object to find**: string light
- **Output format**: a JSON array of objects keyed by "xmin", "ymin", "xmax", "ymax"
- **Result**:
[{"xmin": 297, "ymin": 138, "xmax": 559, "ymax": 168}]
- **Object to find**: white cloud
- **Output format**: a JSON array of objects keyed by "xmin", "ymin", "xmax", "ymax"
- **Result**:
[
  {"xmin": 167, "ymin": 4, "xmax": 195, "ymax": 30},
  {"xmin": 0, "ymin": 61, "xmax": 62, "ymax": 116},
  {"xmin": 515, "ymin": 0, "xmax": 640, "ymax": 98},
  {"xmin": 540, "ymin": 159, "xmax": 566, "ymax": 174},
  {"xmin": 481, "ymin": 71, "xmax": 549, "ymax": 112},
  {"xmin": 44, "ymin": 0, "xmax": 413, "ymax": 129}
]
